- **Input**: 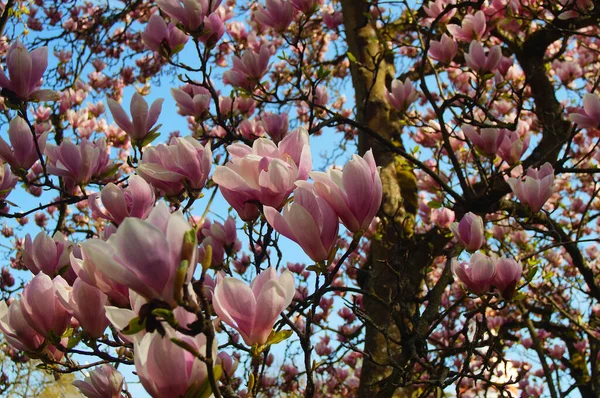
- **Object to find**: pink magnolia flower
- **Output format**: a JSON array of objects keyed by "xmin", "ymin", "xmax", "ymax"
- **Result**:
[
  {"xmin": 260, "ymin": 112, "xmax": 289, "ymax": 143},
  {"xmin": 264, "ymin": 185, "xmax": 339, "ymax": 262},
  {"xmin": 291, "ymin": 0, "xmax": 322, "ymax": 14},
  {"xmin": 493, "ymin": 258, "xmax": 522, "ymax": 299},
  {"xmin": 449, "ymin": 212, "xmax": 485, "ymax": 252},
  {"xmin": 255, "ymin": 0, "xmax": 296, "ymax": 31},
  {"xmin": 212, "ymin": 128, "xmax": 312, "ymax": 221},
  {"xmin": 431, "ymin": 207, "xmax": 455, "ymax": 228},
  {"xmin": 156, "ymin": 0, "xmax": 222, "ymax": 32},
  {"xmin": 496, "ymin": 54, "xmax": 515, "ymax": 76},
  {"xmin": 507, "ymin": 163, "xmax": 555, "ymax": 213},
  {"xmin": 213, "ymin": 266, "xmax": 295, "ymax": 346},
  {"xmin": 0, "ymin": 163, "xmax": 17, "ymax": 200},
  {"xmin": 103, "ymin": 290, "xmax": 148, "ymax": 343},
  {"xmin": 142, "ymin": 14, "xmax": 188, "ymax": 55},
  {"xmin": 135, "ymin": 328, "xmax": 216, "ymax": 398},
  {"xmin": 20, "ymin": 273, "xmax": 71, "ymax": 338},
  {"xmin": 429, "ymin": 34, "xmax": 457, "ymax": 63},
  {"xmin": 70, "ymin": 251, "xmax": 130, "ymax": 308},
  {"xmin": 552, "ymin": 60, "xmax": 582, "ymax": 84},
  {"xmin": 219, "ymin": 95, "xmax": 257, "ymax": 116},
  {"xmin": 238, "ymin": 118, "xmax": 265, "ymax": 140},
  {"xmin": 0, "ymin": 299, "xmax": 45, "ymax": 352},
  {"xmin": 423, "ymin": 0, "xmax": 457, "ymax": 23},
  {"xmin": 452, "ymin": 253, "xmax": 496, "ymax": 295},
  {"xmin": 312, "ymin": 86, "xmax": 329, "ymax": 107},
  {"xmin": 463, "ymin": 125, "xmax": 504, "ymax": 156},
  {"xmin": 77, "ymin": 202, "xmax": 196, "ymax": 306},
  {"xmin": 171, "ymin": 84, "xmax": 211, "ymax": 118},
  {"xmin": 558, "ymin": 0, "xmax": 594, "ymax": 19},
  {"xmin": 201, "ymin": 217, "xmax": 237, "ymax": 245},
  {"xmin": 568, "ymin": 93, "xmax": 600, "ymax": 128},
  {"xmin": 228, "ymin": 21, "xmax": 248, "ymax": 41},
  {"xmin": 549, "ymin": 345, "xmax": 566, "ymax": 359},
  {"xmin": 0, "ymin": 40, "xmax": 58, "ymax": 102},
  {"xmin": 55, "ymin": 49, "xmax": 72, "ymax": 63},
  {"xmin": 137, "ymin": 136, "xmax": 212, "ymax": 196},
  {"xmin": 447, "ymin": 10, "xmax": 486, "ymax": 42},
  {"xmin": 385, "ymin": 78, "xmax": 419, "ymax": 113},
  {"xmin": 322, "ymin": 8, "xmax": 343, "ymax": 29},
  {"xmin": 0, "ymin": 116, "xmax": 48, "ymax": 171},
  {"xmin": 218, "ymin": 352, "xmax": 239, "ymax": 377},
  {"xmin": 200, "ymin": 273, "xmax": 218, "ymax": 301},
  {"xmin": 73, "ymin": 364, "xmax": 124, "ymax": 398},
  {"xmin": 89, "ymin": 175, "xmax": 155, "ymax": 225},
  {"xmin": 223, "ymin": 45, "xmax": 271, "ymax": 89},
  {"xmin": 23, "ymin": 231, "xmax": 77, "ymax": 284},
  {"xmin": 497, "ymin": 130, "xmax": 529, "ymax": 165},
  {"xmin": 198, "ymin": 13, "xmax": 226, "ymax": 46},
  {"xmin": 310, "ymin": 150, "xmax": 382, "ymax": 233},
  {"xmin": 56, "ymin": 277, "xmax": 110, "ymax": 338},
  {"xmin": 104, "ymin": 291, "xmax": 198, "ymax": 344},
  {"xmin": 107, "ymin": 92, "xmax": 164, "ymax": 142},
  {"xmin": 45, "ymin": 138, "xmax": 112, "ymax": 191},
  {"xmin": 199, "ymin": 217, "xmax": 242, "ymax": 267},
  {"xmin": 464, "ymin": 42, "xmax": 502, "ymax": 73}
]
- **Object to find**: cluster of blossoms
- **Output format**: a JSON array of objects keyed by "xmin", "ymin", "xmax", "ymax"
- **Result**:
[
  {"xmin": 448, "ymin": 160, "xmax": 554, "ymax": 298},
  {"xmin": 1, "ymin": 202, "xmax": 298, "ymax": 396},
  {"xmin": 452, "ymin": 253, "xmax": 524, "ymax": 300},
  {"xmin": 0, "ymin": 22, "xmax": 385, "ymax": 395},
  {"xmin": 449, "ymin": 210, "xmax": 524, "ymax": 299},
  {"xmin": 212, "ymin": 128, "xmax": 382, "ymax": 262},
  {"xmin": 463, "ymin": 125, "xmax": 530, "ymax": 165}
]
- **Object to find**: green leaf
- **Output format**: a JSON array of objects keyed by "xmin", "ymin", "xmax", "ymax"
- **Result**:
[
  {"xmin": 317, "ymin": 66, "xmax": 331, "ymax": 80},
  {"xmin": 97, "ymin": 163, "xmax": 121, "ymax": 180},
  {"xmin": 139, "ymin": 130, "xmax": 161, "ymax": 147},
  {"xmin": 201, "ymin": 244, "xmax": 213, "ymax": 270},
  {"xmin": 182, "ymin": 229, "xmax": 197, "ymax": 261},
  {"xmin": 122, "ymin": 317, "xmax": 146, "ymax": 335},
  {"xmin": 307, "ymin": 263, "xmax": 328, "ymax": 275},
  {"xmin": 526, "ymin": 265, "xmax": 538, "ymax": 282},
  {"xmin": 427, "ymin": 200, "xmax": 442, "ymax": 209},
  {"xmin": 47, "ymin": 330, "xmax": 61, "ymax": 345},
  {"xmin": 174, "ymin": 260, "xmax": 189, "ymax": 304},
  {"xmin": 152, "ymin": 308, "xmax": 175, "ymax": 324},
  {"xmin": 251, "ymin": 344, "xmax": 262, "ymax": 357},
  {"xmin": 195, "ymin": 365, "xmax": 223, "ymax": 398},
  {"xmin": 67, "ymin": 336, "xmax": 81, "ymax": 350},
  {"xmin": 248, "ymin": 373, "xmax": 255, "ymax": 393},
  {"xmin": 62, "ymin": 328, "xmax": 74, "ymax": 338},
  {"xmin": 266, "ymin": 329, "xmax": 293, "ymax": 347},
  {"xmin": 56, "ymin": 264, "xmax": 71, "ymax": 277},
  {"xmin": 185, "ymin": 379, "xmax": 210, "ymax": 398},
  {"xmin": 481, "ymin": 72, "xmax": 495, "ymax": 81},
  {"xmin": 512, "ymin": 292, "xmax": 526, "ymax": 301},
  {"xmin": 171, "ymin": 44, "xmax": 185, "ymax": 55},
  {"xmin": 347, "ymin": 52, "xmax": 357, "ymax": 63}
]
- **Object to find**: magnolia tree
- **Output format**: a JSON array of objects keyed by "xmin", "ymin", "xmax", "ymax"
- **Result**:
[{"xmin": 0, "ymin": 0, "xmax": 599, "ymax": 397}]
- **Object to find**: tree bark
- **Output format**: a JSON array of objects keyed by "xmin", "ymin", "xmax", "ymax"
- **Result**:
[{"xmin": 340, "ymin": 2, "xmax": 444, "ymax": 396}]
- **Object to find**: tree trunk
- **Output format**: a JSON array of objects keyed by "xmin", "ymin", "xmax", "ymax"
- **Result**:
[{"xmin": 339, "ymin": 2, "xmax": 426, "ymax": 395}]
